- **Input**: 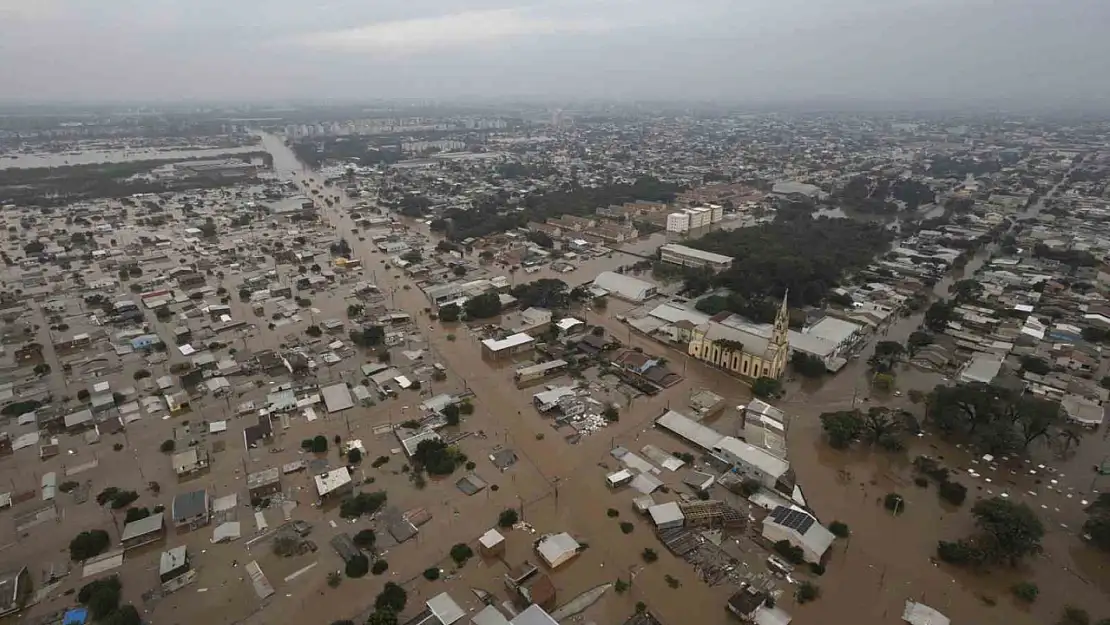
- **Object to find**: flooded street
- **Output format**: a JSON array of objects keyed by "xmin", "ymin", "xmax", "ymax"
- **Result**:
[
  {"xmin": 256, "ymin": 134, "xmax": 1110, "ymax": 625},
  {"xmin": 254, "ymin": 134, "xmax": 752, "ymax": 625}
]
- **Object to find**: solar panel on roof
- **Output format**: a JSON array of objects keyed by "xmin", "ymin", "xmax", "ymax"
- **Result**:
[{"xmin": 771, "ymin": 507, "xmax": 815, "ymax": 534}]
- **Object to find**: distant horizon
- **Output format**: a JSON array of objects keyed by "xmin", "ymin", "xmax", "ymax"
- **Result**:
[
  {"xmin": 2, "ymin": 0, "xmax": 1108, "ymax": 109},
  {"xmin": 1, "ymin": 97, "xmax": 1108, "ymax": 118}
]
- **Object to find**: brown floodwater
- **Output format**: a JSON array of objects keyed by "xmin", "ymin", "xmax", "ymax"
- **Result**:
[{"xmin": 256, "ymin": 134, "xmax": 1110, "ymax": 625}]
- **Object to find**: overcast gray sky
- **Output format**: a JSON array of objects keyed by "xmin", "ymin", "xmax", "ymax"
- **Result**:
[{"xmin": 1, "ymin": 0, "xmax": 1108, "ymax": 106}]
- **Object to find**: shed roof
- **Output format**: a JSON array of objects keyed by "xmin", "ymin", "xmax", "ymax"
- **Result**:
[
  {"xmin": 171, "ymin": 490, "xmax": 208, "ymax": 522},
  {"xmin": 535, "ymin": 532, "xmax": 579, "ymax": 568},
  {"xmin": 479, "ymin": 528, "xmax": 505, "ymax": 549},
  {"xmin": 321, "ymin": 383, "xmax": 354, "ymax": 413},
  {"xmin": 427, "ymin": 592, "xmax": 467, "ymax": 625},
  {"xmin": 314, "ymin": 467, "xmax": 352, "ymax": 496},
  {"xmin": 648, "ymin": 501, "xmax": 685, "ymax": 526},
  {"xmin": 655, "ymin": 410, "xmax": 725, "ymax": 450},
  {"xmin": 120, "ymin": 512, "xmax": 165, "ymax": 541},
  {"xmin": 592, "ymin": 271, "xmax": 655, "ymax": 301},
  {"xmin": 159, "ymin": 546, "xmax": 188, "ymax": 576}
]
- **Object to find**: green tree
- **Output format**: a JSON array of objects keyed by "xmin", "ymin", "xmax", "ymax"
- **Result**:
[
  {"xmin": 906, "ymin": 331, "xmax": 933, "ymax": 356},
  {"xmin": 103, "ymin": 604, "xmax": 141, "ymax": 625},
  {"xmin": 347, "ymin": 448, "xmax": 362, "ymax": 464},
  {"xmin": 70, "ymin": 529, "xmax": 111, "ymax": 560},
  {"xmin": 939, "ymin": 480, "xmax": 968, "ymax": 506},
  {"xmin": 602, "ymin": 405, "xmax": 619, "ymax": 422},
  {"xmin": 751, "ymin": 376, "xmax": 781, "ymax": 398},
  {"xmin": 1057, "ymin": 606, "xmax": 1091, "ymax": 625},
  {"xmin": 438, "ymin": 303, "xmax": 460, "ymax": 322},
  {"xmin": 796, "ymin": 581, "xmax": 820, "ymax": 604},
  {"xmin": 124, "ymin": 507, "xmax": 151, "ymax": 523},
  {"xmin": 443, "ymin": 403, "xmax": 461, "ymax": 426},
  {"xmin": 1083, "ymin": 494, "xmax": 1110, "ymax": 551},
  {"xmin": 940, "ymin": 497, "xmax": 1044, "ymax": 567},
  {"xmin": 80, "ymin": 577, "xmax": 122, "ymax": 619},
  {"xmin": 820, "ymin": 410, "xmax": 864, "ymax": 449},
  {"xmin": 828, "ymin": 521, "xmax": 850, "ymax": 538},
  {"xmin": 423, "ymin": 567, "xmax": 440, "ymax": 580},
  {"xmin": 884, "ymin": 493, "xmax": 905, "ymax": 515},
  {"xmin": 464, "ymin": 292, "xmax": 501, "ymax": 319},
  {"xmin": 375, "ymin": 582, "xmax": 407, "ymax": 612},
  {"xmin": 1011, "ymin": 581, "xmax": 1039, "ymax": 603},
  {"xmin": 353, "ymin": 529, "xmax": 376, "ymax": 550},
  {"xmin": 450, "ymin": 543, "xmax": 474, "ymax": 566},
  {"xmin": 498, "ymin": 509, "xmax": 519, "ymax": 528},
  {"xmin": 868, "ymin": 341, "xmax": 904, "ymax": 373},
  {"xmin": 924, "ymin": 300, "xmax": 954, "ymax": 331},
  {"xmin": 791, "ymin": 351, "xmax": 826, "ymax": 377},
  {"xmin": 372, "ymin": 560, "xmax": 389, "ymax": 575},
  {"xmin": 345, "ymin": 554, "xmax": 370, "ymax": 578},
  {"xmin": 1020, "ymin": 355, "xmax": 1051, "ymax": 375},
  {"xmin": 862, "ymin": 407, "xmax": 903, "ymax": 447},
  {"xmin": 311, "ymin": 435, "xmax": 328, "ymax": 453},
  {"xmin": 366, "ymin": 611, "xmax": 398, "ymax": 625}
]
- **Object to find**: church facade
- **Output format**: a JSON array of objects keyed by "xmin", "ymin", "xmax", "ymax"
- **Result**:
[{"xmin": 687, "ymin": 295, "xmax": 790, "ymax": 379}]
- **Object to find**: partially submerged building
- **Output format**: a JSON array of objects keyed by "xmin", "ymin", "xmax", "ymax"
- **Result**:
[
  {"xmin": 171, "ymin": 490, "xmax": 210, "ymax": 529},
  {"xmin": 761, "ymin": 505, "xmax": 834, "ymax": 563}
]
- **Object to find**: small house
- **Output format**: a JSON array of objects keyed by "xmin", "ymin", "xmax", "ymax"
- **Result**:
[
  {"xmin": 171, "ymin": 490, "xmax": 210, "ymax": 529},
  {"xmin": 478, "ymin": 528, "xmax": 506, "ymax": 558},
  {"xmin": 159, "ymin": 546, "xmax": 190, "ymax": 584},
  {"xmin": 648, "ymin": 502, "xmax": 685, "ymax": 530},
  {"xmin": 172, "ymin": 448, "xmax": 210, "ymax": 477},
  {"xmin": 247, "ymin": 468, "xmax": 282, "ymax": 500},
  {"xmin": 314, "ymin": 467, "xmax": 353, "ymax": 500},
  {"xmin": 534, "ymin": 533, "xmax": 580, "ymax": 569},
  {"xmin": 120, "ymin": 512, "xmax": 166, "ymax": 550},
  {"xmin": 761, "ymin": 506, "xmax": 834, "ymax": 563}
]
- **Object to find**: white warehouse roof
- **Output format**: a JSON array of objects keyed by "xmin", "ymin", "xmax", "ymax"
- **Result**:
[
  {"xmin": 592, "ymin": 271, "xmax": 656, "ymax": 302},
  {"xmin": 482, "ymin": 333, "xmax": 534, "ymax": 352}
]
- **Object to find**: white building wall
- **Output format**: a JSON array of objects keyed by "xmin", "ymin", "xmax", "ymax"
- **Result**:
[
  {"xmin": 666, "ymin": 212, "xmax": 690, "ymax": 233},
  {"xmin": 761, "ymin": 524, "xmax": 821, "ymax": 562}
]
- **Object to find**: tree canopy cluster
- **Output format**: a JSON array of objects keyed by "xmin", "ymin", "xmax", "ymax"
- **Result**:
[
  {"xmin": 291, "ymin": 136, "xmax": 401, "ymax": 169},
  {"xmin": 687, "ymin": 214, "xmax": 891, "ymax": 306},
  {"xmin": 1083, "ymin": 494, "xmax": 1110, "ymax": 552},
  {"xmin": 436, "ymin": 177, "xmax": 680, "ymax": 241},
  {"xmin": 927, "ymin": 383, "xmax": 1063, "ymax": 454},
  {"xmin": 0, "ymin": 154, "xmax": 268, "ymax": 207},
  {"xmin": 791, "ymin": 351, "xmax": 827, "ymax": 378},
  {"xmin": 937, "ymin": 497, "xmax": 1044, "ymax": 567},
  {"xmin": 338, "ymin": 491, "xmax": 388, "ymax": 519},
  {"xmin": 510, "ymin": 278, "xmax": 571, "ymax": 310},
  {"xmin": 820, "ymin": 407, "xmax": 905, "ymax": 450},
  {"xmin": 837, "ymin": 175, "xmax": 937, "ymax": 213},
  {"xmin": 464, "ymin": 292, "xmax": 501, "ymax": 319},
  {"xmin": 412, "ymin": 439, "xmax": 464, "ymax": 475},
  {"xmin": 70, "ymin": 529, "xmax": 111, "ymax": 561},
  {"xmin": 349, "ymin": 325, "xmax": 385, "ymax": 347},
  {"xmin": 365, "ymin": 581, "xmax": 407, "ymax": 625}
]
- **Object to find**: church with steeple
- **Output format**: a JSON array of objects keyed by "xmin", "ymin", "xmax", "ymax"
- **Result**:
[{"xmin": 686, "ymin": 293, "xmax": 791, "ymax": 379}]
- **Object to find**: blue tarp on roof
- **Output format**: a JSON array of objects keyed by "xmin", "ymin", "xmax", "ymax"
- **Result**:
[{"xmin": 63, "ymin": 607, "xmax": 89, "ymax": 625}]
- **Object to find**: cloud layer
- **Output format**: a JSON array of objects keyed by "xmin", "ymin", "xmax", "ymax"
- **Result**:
[{"xmin": 0, "ymin": 0, "xmax": 1108, "ymax": 107}]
